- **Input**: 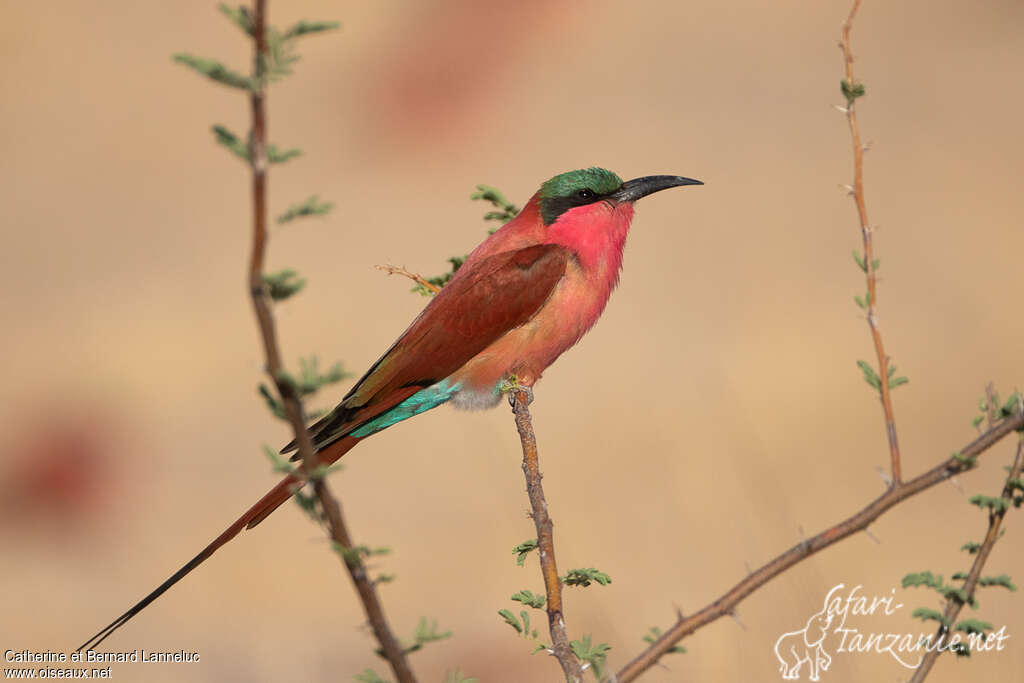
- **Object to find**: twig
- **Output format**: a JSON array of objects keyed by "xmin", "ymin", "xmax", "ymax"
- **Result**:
[
  {"xmin": 376, "ymin": 263, "xmax": 441, "ymax": 294},
  {"xmin": 509, "ymin": 389, "xmax": 584, "ymax": 683},
  {"xmin": 840, "ymin": 0, "xmax": 903, "ymax": 484},
  {"xmin": 908, "ymin": 434, "xmax": 1024, "ymax": 683},
  {"xmin": 614, "ymin": 411, "xmax": 1024, "ymax": 682},
  {"xmin": 247, "ymin": 3, "xmax": 415, "ymax": 681}
]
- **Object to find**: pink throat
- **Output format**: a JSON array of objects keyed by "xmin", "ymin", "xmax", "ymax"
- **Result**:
[{"xmin": 545, "ymin": 200, "xmax": 635, "ymax": 278}]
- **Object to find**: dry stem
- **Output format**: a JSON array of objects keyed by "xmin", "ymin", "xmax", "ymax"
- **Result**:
[
  {"xmin": 510, "ymin": 389, "xmax": 584, "ymax": 682},
  {"xmin": 248, "ymin": 3, "xmax": 414, "ymax": 681},
  {"xmin": 376, "ymin": 263, "xmax": 441, "ymax": 294}
]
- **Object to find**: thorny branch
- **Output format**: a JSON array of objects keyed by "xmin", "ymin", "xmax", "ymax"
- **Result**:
[
  {"xmin": 614, "ymin": 412, "xmax": 1024, "ymax": 682},
  {"xmin": 510, "ymin": 389, "xmax": 584, "ymax": 683},
  {"xmin": 247, "ymin": 3, "xmax": 415, "ymax": 681},
  {"xmin": 840, "ymin": 0, "xmax": 903, "ymax": 484},
  {"xmin": 909, "ymin": 432, "xmax": 1024, "ymax": 683}
]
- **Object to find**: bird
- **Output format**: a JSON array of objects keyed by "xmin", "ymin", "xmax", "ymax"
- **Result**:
[{"xmin": 79, "ymin": 166, "xmax": 702, "ymax": 650}]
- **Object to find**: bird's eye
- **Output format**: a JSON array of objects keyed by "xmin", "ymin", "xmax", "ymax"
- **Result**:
[{"xmin": 577, "ymin": 188, "xmax": 595, "ymax": 200}]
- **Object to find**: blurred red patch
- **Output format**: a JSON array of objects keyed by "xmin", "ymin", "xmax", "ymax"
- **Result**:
[{"xmin": 1, "ymin": 408, "xmax": 123, "ymax": 534}]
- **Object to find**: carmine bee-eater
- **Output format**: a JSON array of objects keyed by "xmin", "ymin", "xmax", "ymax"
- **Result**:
[{"xmin": 80, "ymin": 167, "xmax": 702, "ymax": 650}]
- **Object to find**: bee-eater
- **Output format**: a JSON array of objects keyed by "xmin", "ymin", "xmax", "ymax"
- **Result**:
[{"xmin": 80, "ymin": 167, "xmax": 702, "ymax": 650}]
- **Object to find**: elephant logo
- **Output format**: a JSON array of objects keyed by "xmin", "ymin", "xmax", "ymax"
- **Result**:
[{"xmin": 774, "ymin": 596, "xmax": 837, "ymax": 680}]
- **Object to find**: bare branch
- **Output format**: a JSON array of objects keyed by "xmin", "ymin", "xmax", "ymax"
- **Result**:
[
  {"xmin": 509, "ymin": 388, "xmax": 584, "ymax": 682},
  {"xmin": 246, "ymin": 3, "xmax": 414, "ymax": 681}
]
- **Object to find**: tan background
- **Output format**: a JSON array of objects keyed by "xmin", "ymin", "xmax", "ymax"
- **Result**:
[{"xmin": 1, "ymin": 1, "xmax": 1022, "ymax": 681}]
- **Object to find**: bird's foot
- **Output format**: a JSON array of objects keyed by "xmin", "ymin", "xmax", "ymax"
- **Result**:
[{"xmin": 500, "ymin": 376, "xmax": 534, "ymax": 407}]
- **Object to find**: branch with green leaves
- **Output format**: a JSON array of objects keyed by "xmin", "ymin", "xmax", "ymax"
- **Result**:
[
  {"xmin": 174, "ymin": 3, "xmax": 434, "ymax": 682},
  {"xmin": 839, "ymin": 0, "xmax": 904, "ymax": 485},
  {"xmin": 500, "ymin": 540, "xmax": 616, "ymax": 680},
  {"xmin": 906, "ymin": 399, "xmax": 1024, "ymax": 682},
  {"xmin": 505, "ymin": 386, "xmax": 585, "ymax": 682}
]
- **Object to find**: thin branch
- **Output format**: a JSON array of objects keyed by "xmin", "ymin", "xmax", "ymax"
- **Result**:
[
  {"xmin": 375, "ymin": 263, "xmax": 441, "ymax": 294},
  {"xmin": 614, "ymin": 411, "xmax": 1024, "ymax": 682},
  {"xmin": 509, "ymin": 389, "xmax": 584, "ymax": 683},
  {"xmin": 246, "ymin": 3, "xmax": 415, "ymax": 681},
  {"xmin": 841, "ymin": 0, "xmax": 903, "ymax": 483},
  {"xmin": 909, "ymin": 433, "xmax": 1024, "ymax": 683}
]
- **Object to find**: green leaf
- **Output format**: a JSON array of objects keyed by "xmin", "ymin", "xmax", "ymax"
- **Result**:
[
  {"xmin": 211, "ymin": 124, "xmax": 250, "ymax": 161},
  {"xmin": 218, "ymin": 4, "xmax": 253, "ymax": 36},
  {"xmin": 854, "ymin": 294, "xmax": 866, "ymax": 310},
  {"xmin": 570, "ymin": 635, "xmax": 611, "ymax": 679},
  {"xmin": 961, "ymin": 541, "xmax": 982, "ymax": 554},
  {"xmin": 283, "ymin": 19, "xmax": 341, "ymax": 39},
  {"xmin": 999, "ymin": 391, "xmax": 1023, "ymax": 419},
  {"xmin": 956, "ymin": 619, "xmax": 993, "ymax": 636},
  {"xmin": 852, "ymin": 250, "xmax": 866, "ymax": 272},
  {"xmin": 903, "ymin": 571, "xmax": 944, "ymax": 590},
  {"xmin": 968, "ymin": 494, "xmax": 1009, "ymax": 514},
  {"xmin": 888, "ymin": 376, "xmax": 909, "ymax": 389},
  {"xmin": 258, "ymin": 383, "xmax": 286, "ymax": 420},
  {"xmin": 856, "ymin": 360, "xmax": 882, "ymax": 390},
  {"xmin": 278, "ymin": 195, "xmax": 335, "ymax": 224},
  {"xmin": 497, "ymin": 609, "xmax": 522, "ymax": 634},
  {"xmin": 408, "ymin": 616, "xmax": 452, "ymax": 652},
  {"xmin": 173, "ymin": 53, "xmax": 254, "ymax": 90},
  {"xmin": 563, "ymin": 568, "xmax": 612, "ymax": 588},
  {"xmin": 513, "ymin": 539, "xmax": 539, "ymax": 566},
  {"xmin": 511, "ymin": 590, "xmax": 546, "ymax": 609},
  {"xmin": 267, "ymin": 143, "xmax": 302, "ymax": 164},
  {"xmin": 353, "ymin": 669, "xmax": 389, "ymax": 683},
  {"xmin": 296, "ymin": 355, "xmax": 350, "ymax": 396},
  {"xmin": 952, "ymin": 451, "xmax": 977, "ymax": 468},
  {"xmin": 470, "ymin": 184, "xmax": 520, "ymax": 224},
  {"xmin": 263, "ymin": 269, "xmax": 307, "ymax": 301},
  {"xmin": 903, "ymin": 570, "xmax": 974, "ymax": 605},
  {"xmin": 978, "ymin": 574, "xmax": 1017, "ymax": 591},
  {"xmin": 261, "ymin": 443, "xmax": 293, "ymax": 474},
  {"xmin": 840, "ymin": 79, "xmax": 866, "ymax": 105}
]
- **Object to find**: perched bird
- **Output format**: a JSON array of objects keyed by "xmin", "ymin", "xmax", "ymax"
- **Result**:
[{"xmin": 79, "ymin": 167, "xmax": 701, "ymax": 650}]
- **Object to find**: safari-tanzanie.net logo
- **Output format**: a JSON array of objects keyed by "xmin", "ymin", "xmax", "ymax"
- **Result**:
[{"xmin": 773, "ymin": 583, "xmax": 1010, "ymax": 680}]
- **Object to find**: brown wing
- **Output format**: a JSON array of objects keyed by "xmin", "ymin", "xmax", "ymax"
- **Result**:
[{"xmin": 282, "ymin": 243, "xmax": 569, "ymax": 454}]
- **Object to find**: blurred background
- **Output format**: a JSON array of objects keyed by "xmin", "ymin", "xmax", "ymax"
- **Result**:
[{"xmin": 1, "ymin": 0, "xmax": 1022, "ymax": 681}]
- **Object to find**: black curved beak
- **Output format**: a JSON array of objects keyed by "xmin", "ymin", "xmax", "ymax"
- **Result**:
[{"xmin": 610, "ymin": 175, "xmax": 703, "ymax": 203}]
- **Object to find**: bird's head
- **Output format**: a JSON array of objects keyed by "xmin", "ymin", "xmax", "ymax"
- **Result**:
[
  {"xmin": 532, "ymin": 167, "xmax": 702, "ymax": 270},
  {"xmin": 537, "ymin": 167, "xmax": 703, "ymax": 226}
]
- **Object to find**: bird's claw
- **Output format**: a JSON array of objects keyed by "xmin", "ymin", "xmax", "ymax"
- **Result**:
[{"xmin": 500, "ymin": 376, "xmax": 534, "ymax": 407}]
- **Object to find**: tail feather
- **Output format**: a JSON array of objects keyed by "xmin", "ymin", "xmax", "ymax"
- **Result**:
[{"xmin": 78, "ymin": 436, "xmax": 358, "ymax": 651}]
